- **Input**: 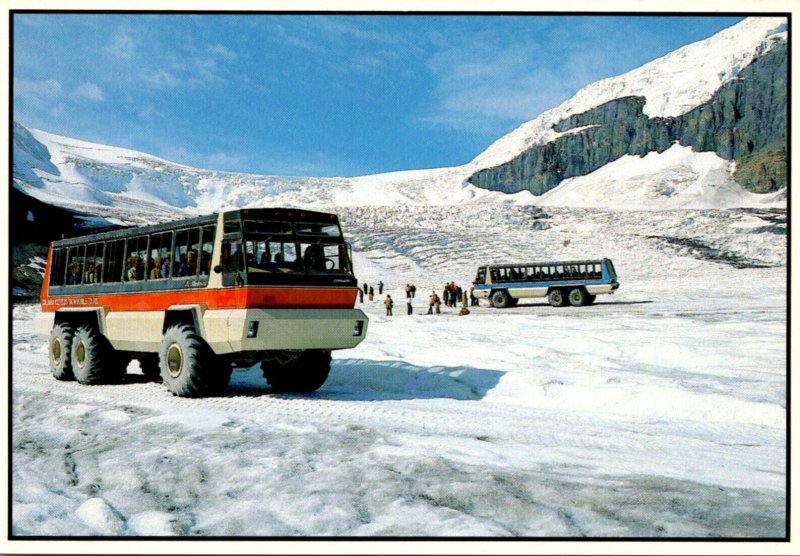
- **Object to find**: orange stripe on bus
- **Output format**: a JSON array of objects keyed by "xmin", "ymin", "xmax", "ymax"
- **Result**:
[{"xmin": 40, "ymin": 287, "xmax": 358, "ymax": 311}]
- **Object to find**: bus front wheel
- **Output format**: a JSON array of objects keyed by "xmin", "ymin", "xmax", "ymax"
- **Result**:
[
  {"xmin": 49, "ymin": 323, "xmax": 75, "ymax": 381},
  {"xmin": 491, "ymin": 290, "xmax": 511, "ymax": 308},
  {"xmin": 159, "ymin": 324, "xmax": 229, "ymax": 397},
  {"xmin": 71, "ymin": 325, "xmax": 125, "ymax": 384},
  {"xmin": 261, "ymin": 350, "xmax": 331, "ymax": 393},
  {"xmin": 548, "ymin": 289, "xmax": 568, "ymax": 307}
]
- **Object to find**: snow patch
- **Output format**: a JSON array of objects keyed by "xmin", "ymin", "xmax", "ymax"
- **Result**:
[
  {"xmin": 75, "ymin": 498, "xmax": 125, "ymax": 535},
  {"xmin": 535, "ymin": 143, "xmax": 783, "ymax": 210}
]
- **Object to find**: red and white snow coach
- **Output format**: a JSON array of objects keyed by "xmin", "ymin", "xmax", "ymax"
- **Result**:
[{"xmin": 34, "ymin": 208, "xmax": 368, "ymax": 397}]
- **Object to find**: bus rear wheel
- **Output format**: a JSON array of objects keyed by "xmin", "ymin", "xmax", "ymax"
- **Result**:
[
  {"xmin": 71, "ymin": 325, "xmax": 125, "ymax": 385},
  {"xmin": 159, "ymin": 324, "xmax": 230, "ymax": 397},
  {"xmin": 548, "ymin": 289, "xmax": 568, "ymax": 307},
  {"xmin": 49, "ymin": 323, "xmax": 75, "ymax": 381},
  {"xmin": 568, "ymin": 288, "xmax": 587, "ymax": 307},
  {"xmin": 491, "ymin": 290, "xmax": 511, "ymax": 308},
  {"xmin": 261, "ymin": 350, "xmax": 332, "ymax": 393}
]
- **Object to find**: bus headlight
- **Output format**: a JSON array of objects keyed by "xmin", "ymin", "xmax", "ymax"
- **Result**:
[
  {"xmin": 353, "ymin": 320, "xmax": 365, "ymax": 337},
  {"xmin": 247, "ymin": 321, "xmax": 259, "ymax": 338}
]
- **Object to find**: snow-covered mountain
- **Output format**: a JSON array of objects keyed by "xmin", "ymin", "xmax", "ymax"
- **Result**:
[
  {"xmin": 11, "ymin": 17, "xmax": 787, "ymax": 225},
  {"xmin": 471, "ymin": 17, "xmax": 787, "ymax": 169}
]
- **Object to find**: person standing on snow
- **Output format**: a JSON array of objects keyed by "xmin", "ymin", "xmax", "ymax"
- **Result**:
[
  {"xmin": 358, "ymin": 288, "xmax": 364, "ymax": 303},
  {"xmin": 378, "ymin": 280, "xmax": 384, "ymax": 294},
  {"xmin": 368, "ymin": 286, "xmax": 374, "ymax": 301},
  {"xmin": 384, "ymin": 294, "xmax": 393, "ymax": 316}
]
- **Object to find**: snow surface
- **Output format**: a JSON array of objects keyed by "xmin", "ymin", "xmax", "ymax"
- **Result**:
[{"xmin": 11, "ymin": 205, "xmax": 786, "ymax": 537}]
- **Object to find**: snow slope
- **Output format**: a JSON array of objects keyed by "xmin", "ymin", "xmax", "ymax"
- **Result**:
[{"xmin": 536, "ymin": 143, "xmax": 786, "ymax": 210}]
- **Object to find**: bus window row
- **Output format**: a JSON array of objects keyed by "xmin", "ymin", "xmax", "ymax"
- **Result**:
[
  {"xmin": 50, "ymin": 225, "xmax": 216, "ymax": 287},
  {"xmin": 490, "ymin": 263, "xmax": 603, "ymax": 283}
]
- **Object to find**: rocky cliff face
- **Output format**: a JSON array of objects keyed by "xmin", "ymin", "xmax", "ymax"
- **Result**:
[{"xmin": 469, "ymin": 40, "xmax": 787, "ymax": 196}]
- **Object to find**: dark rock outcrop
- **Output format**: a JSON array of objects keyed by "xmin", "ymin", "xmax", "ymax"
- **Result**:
[{"xmin": 469, "ymin": 40, "xmax": 787, "ymax": 195}]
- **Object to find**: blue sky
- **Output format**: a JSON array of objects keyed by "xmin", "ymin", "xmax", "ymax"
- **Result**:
[{"xmin": 13, "ymin": 13, "xmax": 744, "ymax": 177}]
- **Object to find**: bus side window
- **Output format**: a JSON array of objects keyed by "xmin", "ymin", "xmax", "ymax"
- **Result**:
[
  {"xmin": 148, "ymin": 234, "xmax": 163, "ymax": 280},
  {"xmin": 66, "ymin": 245, "xmax": 85, "ymax": 285},
  {"xmin": 158, "ymin": 232, "xmax": 173, "ymax": 279},
  {"xmin": 104, "ymin": 239, "xmax": 125, "ymax": 283},
  {"xmin": 201, "ymin": 225, "xmax": 215, "ymax": 275},
  {"xmin": 283, "ymin": 243, "xmax": 298, "ymax": 265},
  {"xmin": 125, "ymin": 237, "xmax": 147, "ymax": 281},
  {"xmin": 174, "ymin": 230, "xmax": 189, "ymax": 277},
  {"xmin": 50, "ymin": 248, "xmax": 67, "ymax": 286},
  {"xmin": 84, "ymin": 243, "xmax": 103, "ymax": 284},
  {"xmin": 187, "ymin": 227, "xmax": 201, "ymax": 277}
]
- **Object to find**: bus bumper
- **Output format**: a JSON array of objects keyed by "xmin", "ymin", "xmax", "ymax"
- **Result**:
[
  {"xmin": 204, "ymin": 308, "xmax": 369, "ymax": 354},
  {"xmin": 473, "ymin": 288, "xmax": 490, "ymax": 300}
]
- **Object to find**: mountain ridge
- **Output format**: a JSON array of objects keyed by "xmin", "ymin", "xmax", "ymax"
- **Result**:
[{"xmin": 12, "ymin": 17, "xmax": 787, "ymax": 224}]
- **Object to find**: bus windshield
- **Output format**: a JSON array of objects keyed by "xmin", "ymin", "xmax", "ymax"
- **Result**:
[
  {"xmin": 219, "ymin": 213, "xmax": 355, "ymax": 286},
  {"xmin": 242, "ymin": 237, "xmax": 352, "ymax": 274}
]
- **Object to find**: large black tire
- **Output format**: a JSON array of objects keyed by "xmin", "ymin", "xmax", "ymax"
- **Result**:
[
  {"xmin": 71, "ymin": 325, "xmax": 125, "ymax": 385},
  {"xmin": 584, "ymin": 293, "xmax": 597, "ymax": 306},
  {"xmin": 261, "ymin": 350, "xmax": 332, "ymax": 393},
  {"xmin": 49, "ymin": 323, "xmax": 74, "ymax": 381},
  {"xmin": 568, "ymin": 288, "xmax": 587, "ymax": 307},
  {"xmin": 138, "ymin": 353, "xmax": 162, "ymax": 381},
  {"xmin": 491, "ymin": 290, "xmax": 511, "ymax": 308},
  {"xmin": 159, "ymin": 323, "xmax": 230, "ymax": 397},
  {"xmin": 548, "ymin": 289, "xmax": 568, "ymax": 307}
]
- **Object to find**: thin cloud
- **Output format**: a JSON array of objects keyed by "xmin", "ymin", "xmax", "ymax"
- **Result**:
[
  {"xmin": 208, "ymin": 44, "xmax": 237, "ymax": 60},
  {"xmin": 75, "ymin": 82, "xmax": 105, "ymax": 102},
  {"xmin": 14, "ymin": 78, "xmax": 62, "ymax": 99},
  {"xmin": 139, "ymin": 68, "xmax": 203, "ymax": 89},
  {"xmin": 105, "ymin": 29, "xmax": 136, "ymax": 60}
]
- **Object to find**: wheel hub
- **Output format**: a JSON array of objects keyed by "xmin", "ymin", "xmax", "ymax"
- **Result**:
[
  {"xmin": 75, "ymin": 341, "xmax": 86, "ymax": 368},
  {"xmin": 275, "ymin": 350, "xmax": 303, "ymax": 366},
  {"xmin": 52, "ymin": 339, "xmax": 62, "ymax": 364},
  {"xmin": 167, "ymin": 344, "xmax": 184, "ymax": 377}
]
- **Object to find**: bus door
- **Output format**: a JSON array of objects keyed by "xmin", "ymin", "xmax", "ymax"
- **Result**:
[{"xmin": 220, "ymin": 215, "xmax": 245, "ymax": 286}]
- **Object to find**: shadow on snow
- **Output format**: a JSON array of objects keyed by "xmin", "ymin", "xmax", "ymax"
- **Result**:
[{"xmin": 224, "ymin": 358, "xmax": 505, "ymax": 401}]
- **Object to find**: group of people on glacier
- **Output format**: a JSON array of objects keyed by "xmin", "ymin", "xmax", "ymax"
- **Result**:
[{"xmin": 358, "ymin": 279, "xmax": 477, "ymax": 317}]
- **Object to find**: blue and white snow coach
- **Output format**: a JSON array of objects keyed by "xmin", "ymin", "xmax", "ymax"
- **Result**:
[{"xmin": 472, "ymin": 258, "xmax": 619, "ymax": 308}]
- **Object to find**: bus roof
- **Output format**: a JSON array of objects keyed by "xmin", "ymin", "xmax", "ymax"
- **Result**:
[
  {"xmin": 50, "ymin": 207, "xmax": 339, "ymax": 248},
  {"xmin": 484, "ymin": 259, "xmax": 611, "ymax": 268}
]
